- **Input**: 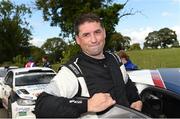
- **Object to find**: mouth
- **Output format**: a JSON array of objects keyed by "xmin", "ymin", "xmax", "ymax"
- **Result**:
[{"xmin": 89, "ymin": 44, "xmax": 100, "ymax": 48}]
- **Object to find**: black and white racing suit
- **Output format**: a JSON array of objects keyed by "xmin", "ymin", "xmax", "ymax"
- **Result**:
[{"xmin": 34, "ymin": 51, "xmax": 140, "ymax": 118}]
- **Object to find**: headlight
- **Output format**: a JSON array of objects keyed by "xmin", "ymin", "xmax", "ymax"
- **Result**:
[{"xmin": 17, "ymin": 99, "xmax": 35, "ymax": 106}]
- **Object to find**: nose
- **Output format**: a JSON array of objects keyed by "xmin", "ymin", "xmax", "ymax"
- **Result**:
[{"xmin": 90, "ymin": 34, "xmax": 97, "ymax": 43}]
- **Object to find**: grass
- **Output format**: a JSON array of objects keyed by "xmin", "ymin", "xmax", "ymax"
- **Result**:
[
  {"xmin": 52, "ymin": 48, "xmax": 180, "ymax": 71},
  {"xmin": 127, "ymin": 48, "xmax": 180, "ymax": 69}
]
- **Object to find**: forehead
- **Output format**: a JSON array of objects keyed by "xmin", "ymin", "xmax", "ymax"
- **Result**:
[{"xmin": 78, "ymin": 21, "xmax": 102, "ymax": 33}]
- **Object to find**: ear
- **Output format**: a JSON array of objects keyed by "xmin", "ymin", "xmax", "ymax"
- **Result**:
[{"xmin": 75, "ymin": 35, "xmax": 80, "ymax": 45}]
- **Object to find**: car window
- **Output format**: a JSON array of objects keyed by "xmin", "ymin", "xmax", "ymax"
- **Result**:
[
  {"xmin": 15, "ymin": 73, "xmax": 55, "ymax": 86},
  {"xmin": 4, "ymin": 72, "xmax": 13, "ymax": 86}
]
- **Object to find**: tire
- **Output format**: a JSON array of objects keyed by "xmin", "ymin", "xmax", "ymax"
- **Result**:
[{"xmin": 7, "ymin": 98, "xmax": 12, "ymax": 118}]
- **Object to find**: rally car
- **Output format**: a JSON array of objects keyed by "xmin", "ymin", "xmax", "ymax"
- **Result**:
[
  {"xmin": 128, "ymin": 68, "xmax": 180, "ymax": 118},
  {"xmin": 0, "ymin": 67, "xmax": 56, "ymax": 118},
  {"xmin": 0, "ymin": 66, "xmax": 18, "ymax": 80}
]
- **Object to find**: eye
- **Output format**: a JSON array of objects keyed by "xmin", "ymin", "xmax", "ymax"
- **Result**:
[
  {"xmin": 80, "ymin": 33, "xmax": 91, "ymax": 39},
  {"xmin": 82, "ymin": 33, "xmax": 90, "ymax": 37},
  {"xmin": 95, "ymin": 29, "xmax": 102, "ymax": 34}
]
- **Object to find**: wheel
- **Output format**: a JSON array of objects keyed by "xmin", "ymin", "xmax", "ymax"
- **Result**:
[{"xmin": 8, "ymin": 98, "xmax": 12, "ymax": 118}]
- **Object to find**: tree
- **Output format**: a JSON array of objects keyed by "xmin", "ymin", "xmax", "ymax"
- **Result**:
[
  {"xmin": 144, "ymin": 28, "xmax": 179, "ymax": 49},
  {"xmin": 41, "ymin": 37, "xmax": 67, "ymax": 63},
  {"xmin": 109, "ymin": 32, "xmax": 123, "ymax": 51},
  {"xmin": 29, "ymin": 46, "xmax": 45, "ymax": 64},
  {"xmin": 158, "ymin": 28, "xmax": 178, "ymax": 48},
  {"xmin": 109, "ymin": 32, "xmax": 131, "ymax": 51},
  {"xmin": 144, "ymin": 31, "xmax": 159, "ymax": 49},
  {"xmin": 129, "ymin": 43, "xmax": 141, "ymax": 50},
  {"xmin": 122, "ymin": 36, "xmax": 131, "ymax": 50},
  {"xmin": 0, "ymin": 0, "xmax": 32, "ymax": 63},
  {"xmin": 35, "ymin": 0, "xmax": 130, "ymax": 50},
  {"xmin": 61, "ymin": 43, "xmax": 80, "ymax": 64}
]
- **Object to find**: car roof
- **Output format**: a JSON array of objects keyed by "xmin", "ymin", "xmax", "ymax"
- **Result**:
[
  {"xmin": 0, "ymin": 66, "xmax": 18, "ymax": 69},
  {"xmin": 9, "ymin": 67, "xmax": 56, "ymax": 74}
]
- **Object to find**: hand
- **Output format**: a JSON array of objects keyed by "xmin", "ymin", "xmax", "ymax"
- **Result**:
[
  {"xmin": 130, "ymin": 100, "xmax": 143, "ymax": 111},
  {"xmin": 88, "ymin": 93, "xmax": 116, "ymax": 112},
  {"xmin": 34, "ymin": 92, "xmax": 42, "ymax": 97}
]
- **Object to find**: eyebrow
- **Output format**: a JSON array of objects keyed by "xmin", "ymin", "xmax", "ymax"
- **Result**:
[{"xmin": 79, "ymin": 28, "xmax": 103, "ymax": 36}]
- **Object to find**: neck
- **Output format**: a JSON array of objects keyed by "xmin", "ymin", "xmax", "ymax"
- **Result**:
[{"xmin": 83, "ymin": 52, "xmax": 105, "ymax": 59}]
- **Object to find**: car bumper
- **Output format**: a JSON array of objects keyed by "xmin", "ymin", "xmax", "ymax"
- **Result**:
[{"xmin": 12, "ymin": 102, "xmax": 36, "ymax": 119}]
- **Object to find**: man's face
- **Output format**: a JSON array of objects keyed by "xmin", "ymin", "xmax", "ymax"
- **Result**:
[{"xmin": 76, "ymin": 21, "xmax": 106, "ymax": 59}]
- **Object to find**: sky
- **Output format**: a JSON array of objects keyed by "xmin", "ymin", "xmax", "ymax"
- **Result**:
[{"xmin": 10, "ymin": 0, "xmax": 180, "ymax": 48}]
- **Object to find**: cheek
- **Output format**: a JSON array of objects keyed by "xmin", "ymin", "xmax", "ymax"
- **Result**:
[{"xmin": 77, "ymin": 39, "xmax": 88, "ymax": 48}]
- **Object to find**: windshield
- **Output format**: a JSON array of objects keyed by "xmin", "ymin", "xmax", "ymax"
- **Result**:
[{"xmin": 15, "ymin": 73, "xmax": 55, "ymax": 86}]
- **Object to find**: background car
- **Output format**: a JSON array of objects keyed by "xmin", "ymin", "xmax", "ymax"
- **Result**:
[
  {"xmin": 0, "ymin": 67, "xmax": 56, "ymax": 118},
  {"xmin": 0, "ymin": 66, "xmax": 18, "ymax": 80},
  {"xmin": 0, "ymin": 66, "xmax": 18, "ymax": 108},
  {"xmin": 128, "ymin": 68, "xmax": 180, "ymax": 118}
]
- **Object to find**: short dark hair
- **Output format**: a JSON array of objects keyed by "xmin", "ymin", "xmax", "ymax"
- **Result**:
[{"xmin": 74, "ymin": 13, "xmax": 104, "ymax": 35}]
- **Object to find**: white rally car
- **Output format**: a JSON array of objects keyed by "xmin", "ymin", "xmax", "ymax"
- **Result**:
[
  {"xmin": 0, "ymin": 66, "xmax": 18, "ymax": 80},
  {"xmin": 0, "ymin": 67, "xmax": 56, "ymax": 118}
]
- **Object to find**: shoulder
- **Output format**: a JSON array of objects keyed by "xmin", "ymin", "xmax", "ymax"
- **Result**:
[
  {"xmin": 50, "ymin": 66, "xmax": 79, "ymax": 97},
  {"xmin": 63, "ymin": 56, "xmax": 83, "ymax": 77},
  {"xmin": 105, "ymin": 51, "xmax": 122, "ymax": 65}
]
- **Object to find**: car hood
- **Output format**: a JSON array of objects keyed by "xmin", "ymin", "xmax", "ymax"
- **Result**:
[
  {"xmin": 128, "ymin": 68, "xmax": 180, "ymax": 95},
  {"xmin": 158, "ymin": 68, "xmax": 180, "ymax": 95},
  {"xmin": 14, "ymin": 84, "xmax": 49, "ymax": 100}
]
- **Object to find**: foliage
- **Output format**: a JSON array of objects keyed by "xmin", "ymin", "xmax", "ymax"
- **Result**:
[
  {"xmin": 128, "ymin": 43, "xmax": 141, "ymax": 51},
  {"xmin": 61, "ymin": 43, "xmax": 80, "ymax": 64},
  {"xmin": 144, "ymin": 27, "xmax": 179, "ymax": 49},
  {"xmin": 12, "ymin": 55, "xmax": 27, "ymax": 67},
  {"xmin": 41, "ymin": 37, "xmax": 67, "ymax": 63},
  {"xmin": 0, "ymin": 0, "xmax": 32, "ymax": 63},
  {"xmin": 35, "ymin": 0, "xmax": 129, "ymax": 50},
  {"xmin": 109, "ymin": 32, "xmax": 131, "ymax": 51},
  {"xmin": 29, "ymin": 46, "xmax": 45, "ymax": 65},
  {"xmin": 122, "ymin": 36, "xmax": 131, "ymax": 50}
]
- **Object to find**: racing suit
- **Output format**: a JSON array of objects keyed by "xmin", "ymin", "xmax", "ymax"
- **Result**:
[{"xmin": 34, "ymin": 51, "xmax": 140, "ymax": 118}]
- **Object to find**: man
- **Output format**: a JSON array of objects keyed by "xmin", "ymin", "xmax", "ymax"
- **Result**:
[
  {"xmin": 42, "ymin": 56, "xmax": 51, "ymax": 68},
  {"xmin": 35, "ymin": 13, "xmax": 142, "ymax": 118}
]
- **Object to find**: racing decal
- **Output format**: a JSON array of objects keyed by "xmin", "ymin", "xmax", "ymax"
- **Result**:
[{"xmin": 150, "ymin": 70, "xmax": 166, "ymax": 89}]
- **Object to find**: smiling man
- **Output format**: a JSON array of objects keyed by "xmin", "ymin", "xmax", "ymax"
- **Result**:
[{"xmin": 35, "ymin": 13, "xmax": 142, "ymax": 118}]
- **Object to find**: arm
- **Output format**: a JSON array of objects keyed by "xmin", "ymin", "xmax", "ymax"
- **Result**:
[
  {"xmin": 34, "ymin": 66, "xmax": 85, "ymax": 117},
  {"xmin": 35, "ymin": 92, "xmax": 116, "ymax": 117},
  {"xmin": 34, "ymin": 92, "xmax": 87, "ymax": 118},
  {"xmin": 34, "ymin": 66, "xmax": 116, "ymax": 117},
  {"xmin": 119, "ymin": 62, "xmax": 142, "ymax": 111},
  {"xmin": 125, "ymin": 78, "xmax": 142, "ymax": 111}
]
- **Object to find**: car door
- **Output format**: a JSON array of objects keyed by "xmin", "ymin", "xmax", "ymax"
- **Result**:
[
  {"xmin": 2, "ymin": 71, "xmax": 13, "ymax": 109},
  {"xmin": 0, "ymin": 79, "xmax": 4, "ymax": 99}
]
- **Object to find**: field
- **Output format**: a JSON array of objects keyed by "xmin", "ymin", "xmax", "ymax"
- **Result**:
[
  {"xmin": 52, "ymin": 48, "xmax": 180, "ymax": 71},
  {"xmin": 127, "ymin": 48, "xmax": 180, "ymax": 69}
]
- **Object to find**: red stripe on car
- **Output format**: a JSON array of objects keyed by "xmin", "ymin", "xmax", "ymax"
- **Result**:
[{"xmin": 151, "ymin": 70, "xmax": 166, "ymax": 89}]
